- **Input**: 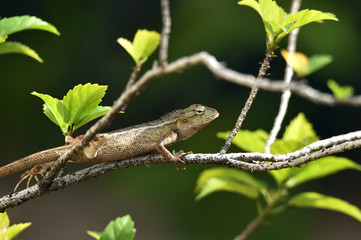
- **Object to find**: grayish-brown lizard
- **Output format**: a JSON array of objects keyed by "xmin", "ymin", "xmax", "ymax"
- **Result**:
[{"xmin": 0, "ymin": 104, "xmax": 218, "ymax": 188}]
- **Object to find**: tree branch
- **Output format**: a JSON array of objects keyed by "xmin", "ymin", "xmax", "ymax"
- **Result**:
[{"xmin": 2, "ymin": 129, "xmax": 360, "ymax": 211}]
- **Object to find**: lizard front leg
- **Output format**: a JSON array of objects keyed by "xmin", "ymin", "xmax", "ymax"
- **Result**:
[{"xmin": 155, "ymin": 132, "xmax": 191, "ymax": 170}]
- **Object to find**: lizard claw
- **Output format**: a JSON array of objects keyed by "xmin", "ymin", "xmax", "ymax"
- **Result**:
[
  {"xmin": 13, "ymin": 163, "xmax": 50, "ymax": 193},
  {"xmin": 172, "ymin": 150, "xmax": 192, "ymax": 170}
]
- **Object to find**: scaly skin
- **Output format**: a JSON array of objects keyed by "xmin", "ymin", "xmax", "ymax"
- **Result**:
[{"xmin": 0, "ymin": 104, "xmax": 219, "ymax": 178}]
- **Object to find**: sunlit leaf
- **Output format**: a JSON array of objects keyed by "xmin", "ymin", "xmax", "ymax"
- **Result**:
[
  {"xmin": 301, "ymin": 55, "xmax": 333, "ymax": 77},
  {"xmin": 0, "ymin": 15, "xmax": 59, "ymax": 43},
  {"xmin": 281, "ymin": 50, "xmax": 333, "ymax": 77},
  {"xmin": 196, "ymin": 177, "xmax": 259, "ymax": 201},
  {"xmin": 195, "ymin": 168, "xmax": 268, "ymax": 200},
  {"xmin": 281, "ymin": 49, "xmax": 308, "ymax": 74},
  {"xmin": 0, "ymin": 212, "xmax": 31, "ymax": 240},
  {"xmin": 286, "ymin": 156, "xmax": 361, "ymax": 188},
  {"xmin": 0, "ymin": 212, "xmax": 10, "ymax": 229},
  {"xmin": 0, "ymin": 41, "xmax": 43, "ymax": 62},
  {"xmin": 117, "ymin": 29, "xmax": 160, "ymax": 66},
  {"xmin": 284, "ymin": 9, "xmax": 338, "ymax": 33},
  {"xmin": 327, "ymin": 79, "xmax": 354, "ymax": 101},
  {"xmin": 31, "ymin": 91, "xmax": 69, "ymax": 132},
  {"xmin": 73, "ymin": 106, "xmax": 115, "ymax": 132},
  {"xmin": 217, "ymin": 129, "xmax": 268, "ymax": 153},
  {"xmin": 282, "ymin": 112, "xmax": 319, "ymax": 143},
  {"xmin": 288, "ymin": 192, "xmax": 361, "ymax": 222},
  {"xmin": 238, "ymin": 0, "xmax": 337, "ymax": 49},
  {"xmin": 62, "ymin": 83, "xmax": 107, "ymax": 126},
  {"xmin": 32, "ymin": 83, "xmax": 114, "ymax": 136},
  {"xmin": 270, "ymin": 112, "xmax": 318, "ymax": 184},
  {"xmin": 99, "ymin": 215, "xmax": 136, "ymax": 240},
  {"xmin": 6, "ymin": 223, "xmax": 32, "ymax": 240},
  {"xmin": 132, "ymin": 29, "xmax": 161, "ymax": 65},
  {"xmin": 117, "ymin": 38, "xmax": 136, "ymax": 63}
]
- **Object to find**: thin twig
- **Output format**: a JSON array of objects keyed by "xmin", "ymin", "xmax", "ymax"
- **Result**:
[
  {"xmin": 219, "ymin": 50, "xmax": 275, "ymax": 154},
  {"xmin": 159, "ymin": 0, "xmax": 171, "ymax": 67},
  {"xmin": 264, "ymin": 0, "xmax": 302, "ymax": 154}
]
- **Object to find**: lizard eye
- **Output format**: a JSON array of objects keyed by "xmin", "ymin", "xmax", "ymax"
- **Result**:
[{"xmin": 196, "ymin": 109, "xmax": 205, "ymax": 115}]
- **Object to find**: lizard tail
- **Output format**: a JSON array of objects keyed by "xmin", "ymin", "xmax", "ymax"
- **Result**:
[{"xmin": 0, "ymin": 145, "xmax": 70, "ymax": 178}]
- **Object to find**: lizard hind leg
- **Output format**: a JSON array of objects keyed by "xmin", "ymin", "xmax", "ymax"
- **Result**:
[{"xmin": 13, "ymin": 163, "xmax": 50, "ymax": 193}]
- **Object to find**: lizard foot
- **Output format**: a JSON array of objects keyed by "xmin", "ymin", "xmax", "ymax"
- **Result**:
[
  {"xmin": 13, "ymin": 163, "xmax": 50, "ymax": 193},
  {"xmin": 171, "ymin": 150, "xmax": 192, "ymax": 170}
]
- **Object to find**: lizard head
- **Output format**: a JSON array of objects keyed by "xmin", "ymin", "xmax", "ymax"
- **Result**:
[{"xmin": 176, "ymin": 104, "xmax": 219, "ymax": 141}]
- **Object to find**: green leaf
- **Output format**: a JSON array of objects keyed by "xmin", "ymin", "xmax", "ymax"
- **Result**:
[
  {"xmin": 195, "ymin": 168, "xmax": 268, "ymax": 200},
  {"xmin": 286, "ymin": 156, "xmax": 361, "ymax": 188},
  {"xmin": 298, "ymin": 54, "xmax": 333, "ymax": 78},
  {"xmin": 0, "ymin": 41, "xmax": 43, "ymax": 62},
  {"xmin": 117, "ymin": 29, "xmax": 160, "ymax": 66},
  {"xmin": 117, "ymin": 37, "xmax": 135, "ymax": 62},
  {"xmin": 282, "ymin": 112, "xmax": 318, "ymax": 143},
  {"xmin": 33, "ymin": 84, "xmax": 114, "ymax": 136},
  {"xmin": 288, "ymin": 192, "xmax": 361, "ymax": 222},
  {"xmin": 270, "ymin": 113, "xmax": 319, "ymax": 184},
  {"xmin": 6, "ymin": 223, "xmax": 32, "ymax": 240},
  {"xmin": 284, "ymin": 9, "xmax": 338, "ymax": 33},
  {"xmin": 281, "ymin": 50, "xmax": 333, "ymax": 78},
  {"xmin": 238, "ymin": 0, "xmax": 262, "ymax": 17},
  {"xmin": 217, "ymin": 129, "xmax": 268, "ymax": 153},
  {"xmin": 0, "ymin": 212, "xmax": 10, "ymax": 229},
  {"xmin": 0, "ymin": 212, "xmax": 31, "ymax": 240},
  {"xmin": 327, "ymin": 79, "xmax": 354, "ymax": 101},
  {"xmin": 87, "ymin": 231, "xmax": 101, "ymax": 240},
  {"xmin": 0, "ymin": 15, "xmax": 60, "ymax": 42},
  {"xmin": 31, "ymin": 91, "xmax": 69, "ymax": 133},
  {"xmin": 99, "ymin": 215, "xmax": 136, "ymax": 240},
  {"xmin": 73, "ymin": 106, "xmax": 113, "ymax": 132},
  {"xmin": 62, "ymin": 83, "xmax": 107, "ymax": 126},
  {"xmin": 269, "ymin": 165, "xmax": 303, "ymax": 187},
  {"xmin": 271, "ymin": 139, "xmax": 303, "ymax": 154}
]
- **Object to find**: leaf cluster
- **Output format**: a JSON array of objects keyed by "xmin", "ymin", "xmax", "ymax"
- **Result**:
[
  {"xmin": 32, "ymin": 83, "xmax": 115, "ymax": 136},
  {"xmin": 0, "ymin": 212, "xmax": 31, "ymax": 240},
  {"xmin": 0, "ymin": 16, "xmax": 59, "ymax": 62},
  {"xmin": 117, "ymin": 29, "xmax": 160, "ymax": 66},
  {"xmin": 238, "ymin": 0, "xmax": 338, "ymax": 50},
  {"xmin": 197, "ymin": 113, "xmax": 361, "ymax": 222}
]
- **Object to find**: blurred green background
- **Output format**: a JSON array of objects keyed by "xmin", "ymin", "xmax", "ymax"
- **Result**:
[{"xmin": 0, "ymin": 0, "xmax": 360, "ymax": 239}]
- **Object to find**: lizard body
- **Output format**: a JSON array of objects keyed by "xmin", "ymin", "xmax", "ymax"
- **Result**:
[{"xmin": 0, "ymin": 104, "xmax": 218, "ymax": 179}]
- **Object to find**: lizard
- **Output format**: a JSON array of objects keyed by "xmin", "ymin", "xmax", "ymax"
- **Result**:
[{"xmin": 0, "ymin": 104, "xmax": 219, "ymax": 191}]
